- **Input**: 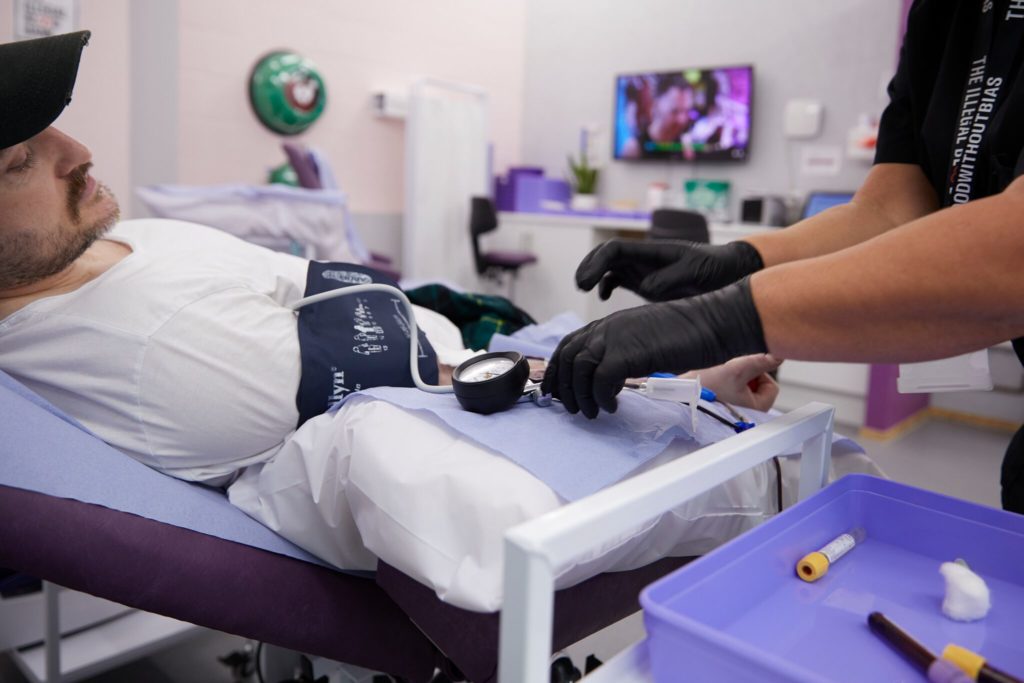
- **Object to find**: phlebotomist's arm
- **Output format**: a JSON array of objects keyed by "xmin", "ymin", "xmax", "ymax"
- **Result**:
[
  {"xmin": 754, "ymin": 173, "xmax": 1024, "ymax": 362},
  {"xmin": 743, "ymin": 162, "xmax": 940, "ymax": 267},
  {"xmin": 545, "ymin": 176, "xmax": 1024, "ymax": 418}
]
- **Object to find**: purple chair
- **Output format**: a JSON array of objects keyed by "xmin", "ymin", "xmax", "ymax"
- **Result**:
[
  {"xmin": 282, "ymin": 142, "xmax": 324, "ymax": 191},
  {"xmin": 649, "ymin": 208, "xmax": 709, "ymax": 243},
  {"xmin": 283, "ymin": 142, "xmax": 401, "ymax": 280},
  {"xmin": 470, "ymin": 196, "xmax": 537, "ymax": 299}
]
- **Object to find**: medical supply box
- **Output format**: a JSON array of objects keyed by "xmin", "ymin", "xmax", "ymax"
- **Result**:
[
  {"xmin": 640, "ymin": 474, "xmax": 1024, "ymax": 683},
  {"xmin": 493, "ymin": 167, "xmax": 571, "ymax": 213}
]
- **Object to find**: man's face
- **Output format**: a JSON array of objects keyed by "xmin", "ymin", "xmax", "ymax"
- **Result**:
[{"xmin": 0, "ymin": 127, "xmax": 120, "ymax": 291}]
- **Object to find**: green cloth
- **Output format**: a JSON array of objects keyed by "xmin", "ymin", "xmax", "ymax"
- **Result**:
[{"xmin": 405, "ymin": 284, "xmax": 536, "ymax": 351}]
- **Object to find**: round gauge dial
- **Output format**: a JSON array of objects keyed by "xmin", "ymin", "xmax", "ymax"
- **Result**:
[
  {"xmin": 456, "ymin": 357, "xmax": 516, "ymax": 383},
  {"xmin": 451, "ymin": 351, "xmax": 531, "ymax": 415}
]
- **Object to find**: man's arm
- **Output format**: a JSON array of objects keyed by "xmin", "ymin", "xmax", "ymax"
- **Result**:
[
  {"xmin": 680, "ymin": 354, "xmax": 781, "ymax": 411},
  {"xmin": 744, "ymin": 163, "xmax": 940, "ymax": 267},
  {"xmin": 755, "ymin": 175, "xmax": 1024, "ymax": 362}
]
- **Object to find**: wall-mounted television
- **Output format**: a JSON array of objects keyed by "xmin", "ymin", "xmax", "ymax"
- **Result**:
[{"xmin": 614, "ymin": 65, "xmax": 753, "ymax": 162}]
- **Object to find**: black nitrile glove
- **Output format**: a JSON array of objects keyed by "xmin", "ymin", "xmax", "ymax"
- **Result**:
[
  {"xmin": 541, "ymin": 277, "xmax": 767, "ymax": 419},
  {"xmin": 575, "ymin": 239, "xmax": 764, "ymax": 302}
]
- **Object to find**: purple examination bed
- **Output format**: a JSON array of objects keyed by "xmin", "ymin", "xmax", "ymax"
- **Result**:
[{"xmin": 0, "ymin": 369, "xmax": 689, "ymax": 682}]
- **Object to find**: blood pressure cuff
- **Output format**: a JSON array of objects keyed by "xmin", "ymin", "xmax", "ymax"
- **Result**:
[{"xmin": 296, "ymin": 262, "xmax": 438, "ymax": 427}]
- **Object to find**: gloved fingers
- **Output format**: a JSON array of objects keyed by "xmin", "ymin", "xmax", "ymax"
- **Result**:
[
  {"xmin": 571, "ymin": 351, "xmax": 600, "ymax": 419},
  {"xmin": 575, "ymin": 241, "xmax": 623, "ymax": 292},
  {"xmin": 597, "ymin": 273, "xmax": 621, "ymax": 300},
  {"xmin": 593, "ymin": 361, "xmax": 626, "ymax": 415},
  {"xmin": 554, "ymin": 329, "xmax": 592, "ymax": 414},
  {"xmin": 638, "ymin": 262, "xmax": 700, "ymax": 301},
  {"xmin": 540, "ymin": 358, "xmax": 559, "ymax": 397},
  {"xmin": 541, "ymin": 330, "xmax": 580, "ymax": 398},
  {"xmin": 577, "ymin": 240, "xmax": 675, "ymax": 291}
]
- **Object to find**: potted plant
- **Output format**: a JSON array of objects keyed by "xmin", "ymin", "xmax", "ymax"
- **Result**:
[{"xmin": 568, "ymin": 153, "xmax": 599, "ymax": 211}]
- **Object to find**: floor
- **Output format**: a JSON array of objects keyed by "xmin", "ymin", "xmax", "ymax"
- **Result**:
[
  {"xmin": 0, "ymin": 629, "xmax": 249, "ymax": 683},
  {"xmin": 855, "ymin": 417, "xmax": 1008, "ymax": 509},
  {"xmin": 0, "ymin": 417, "xmax": 1013, "ymax": 682}
]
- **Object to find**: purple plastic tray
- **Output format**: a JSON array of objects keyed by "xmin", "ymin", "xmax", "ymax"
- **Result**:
[{"xmin": 640, "ymin": 474, "xmax": 1024, "ymax": 683}]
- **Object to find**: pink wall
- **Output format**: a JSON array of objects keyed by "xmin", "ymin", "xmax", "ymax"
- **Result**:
[
  {"xmin": 175, "ymin": 0, "xmax": 526, "ymax": 213},
  {"xmin": 0, "ymin": 0, "xmax": 133, "ymax": 216},
  {"xmin": 1, "ymin": 1, "xmax": 524, "ymax": 217}
]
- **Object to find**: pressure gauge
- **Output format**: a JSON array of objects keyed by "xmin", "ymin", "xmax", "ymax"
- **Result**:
[
  {"xmin": 452, "ymin": 351, "xmax": 531, "ymax": 414},
  {"xmin": 457, "ymin": 357, "xmax": 517, "ymax": 383}
]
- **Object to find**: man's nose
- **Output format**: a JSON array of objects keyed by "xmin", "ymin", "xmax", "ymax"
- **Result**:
[{"xmin": 42, "ymin": 127, "xmax": 92, "ymax": 177}]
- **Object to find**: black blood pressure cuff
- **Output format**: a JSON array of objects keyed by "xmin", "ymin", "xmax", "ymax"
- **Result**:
[{"xmin": 295, "ymin": 262, "xmax": 438, "ymax": 427}]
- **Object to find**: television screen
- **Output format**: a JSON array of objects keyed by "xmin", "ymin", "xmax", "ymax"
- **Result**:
[{"xmin": 614, "ymin": 65, "xmax": 753, "ymax": 162}]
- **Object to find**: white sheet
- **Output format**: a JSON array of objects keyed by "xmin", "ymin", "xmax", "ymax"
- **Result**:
[{"xmin": 228, "ymin": 397, "xmax": 880, "ymax": 612}]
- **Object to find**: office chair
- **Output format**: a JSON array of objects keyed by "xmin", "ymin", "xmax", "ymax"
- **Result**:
[
  {"xmin": 648, "ymin": 208, "xmax": 710, "ymax": 243},
  {"xmin": 469, "ymin": 196, "xmax": 537, "ymax": 300}
]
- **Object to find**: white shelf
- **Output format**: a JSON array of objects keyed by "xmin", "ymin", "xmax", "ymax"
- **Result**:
[{"xmin": 11, "ymin": 610, "xmax": 200, "ymax": 683}]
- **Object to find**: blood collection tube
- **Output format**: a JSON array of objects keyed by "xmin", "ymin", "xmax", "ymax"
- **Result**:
[{"xmin": 796, "ymin": 528, "xmax": 866, "ymax": 582}]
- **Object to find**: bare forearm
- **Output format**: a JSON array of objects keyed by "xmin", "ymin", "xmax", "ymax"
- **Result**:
[
  {"xmin": 744, "ymin": 163, "xmax": 939, "ymax": 266},
  {"xmin": 753, "ymin": 180, "xmax": 1024, "ymax": 362}
]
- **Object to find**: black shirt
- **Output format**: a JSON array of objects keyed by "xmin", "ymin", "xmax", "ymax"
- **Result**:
[
  {"xmin": 875, "ymin": 0, "xmax": 1024, "ymax": 200},
  {"xmin": 875, "ymin": 0, "xmax": 1024, "ymax": 363}
]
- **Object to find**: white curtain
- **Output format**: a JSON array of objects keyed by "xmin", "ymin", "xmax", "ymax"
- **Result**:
[{"xmin": 403, "ymin": 80, "xmax": 489, "ymax": 286}]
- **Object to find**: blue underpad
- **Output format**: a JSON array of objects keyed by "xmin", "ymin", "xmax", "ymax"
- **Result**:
[
  {"xmin": 348, "ymin": 386, "xmax": 722, "ymax": 501},
  {"xmin": 0, "ymin": 370, "xmax": 328, "ymax": 568}
]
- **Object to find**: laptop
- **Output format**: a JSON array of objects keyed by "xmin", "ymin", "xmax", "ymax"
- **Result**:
[{"xmin": 801, "ymin": 191, "xmax": 855, "ymax": 220}]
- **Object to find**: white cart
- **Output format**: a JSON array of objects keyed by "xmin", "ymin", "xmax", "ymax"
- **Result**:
[{"xmin": 499, "ymin": 402, "xmax": 837, "ymax": 683}]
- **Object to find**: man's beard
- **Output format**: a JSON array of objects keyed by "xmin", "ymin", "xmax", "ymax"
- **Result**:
[{"xmin": 0, "ymin": 163, "xmax": 121, "ymax": 290}]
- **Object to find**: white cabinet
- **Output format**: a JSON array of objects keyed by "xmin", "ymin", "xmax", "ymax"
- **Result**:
[
  {"xmin": 481, "ymin": 215, "xmax": 602, "ymax": 323},
  {"xmin": 774, "ymin": 361, "xmax": 869, "ymax": 426}
]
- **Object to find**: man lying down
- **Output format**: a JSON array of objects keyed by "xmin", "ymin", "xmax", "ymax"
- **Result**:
[{"xmin": 0, "ymin": 32, "xmax": 880, "ymax": 612}]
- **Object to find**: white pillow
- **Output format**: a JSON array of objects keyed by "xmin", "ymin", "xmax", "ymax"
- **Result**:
[{"xmin": 230, "ymin": 397, "xmax": 880, "ymax": 612}]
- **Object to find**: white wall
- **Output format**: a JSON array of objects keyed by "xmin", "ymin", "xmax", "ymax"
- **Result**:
[
  {"xmin": 130, "ymin": 0, "xmax": 179, "ymax": 219},
  {"xmin": 520, "ymin": 0, "xmax": 903, "ymax": 214}
]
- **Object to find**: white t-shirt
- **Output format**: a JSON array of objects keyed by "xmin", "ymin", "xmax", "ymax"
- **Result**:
[{"xmin": 0, "ymin": 219, "xmax": 470, "ymax": 485}]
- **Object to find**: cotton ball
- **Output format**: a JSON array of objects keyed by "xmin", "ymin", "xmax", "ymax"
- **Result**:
[{"xmin": 940, "ymin": 561, "xmax": 990, "ymax": 622}]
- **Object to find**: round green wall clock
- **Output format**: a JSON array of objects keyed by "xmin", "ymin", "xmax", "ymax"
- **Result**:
[{"xmin": 249, "ymin": 50, "xmax": 327, "ymax": 136}]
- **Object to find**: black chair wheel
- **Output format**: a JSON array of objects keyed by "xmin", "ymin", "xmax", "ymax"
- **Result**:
[{"xmin": 550, "ymin": 655, "xmax": 582, "ymax": 683}]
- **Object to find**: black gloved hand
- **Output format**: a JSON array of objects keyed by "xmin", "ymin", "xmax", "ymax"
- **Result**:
[
  {"xmin": 575, "ymin": 239, "xmax": 764, "ymax": 302},
  {"xmin": 541, "ymin": 277, "xmax": 767, "ymax": 419}
]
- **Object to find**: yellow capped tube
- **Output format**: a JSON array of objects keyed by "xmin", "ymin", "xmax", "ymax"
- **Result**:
[
  {"xmin": 942, "ymin": 644, "xmax": 986, "ymax": 680},
  {"xmin": 796, "ymin": 528, "xmax": 866, "ymax": 582}
]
